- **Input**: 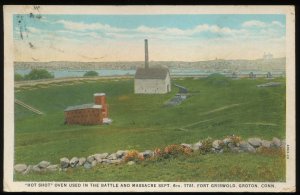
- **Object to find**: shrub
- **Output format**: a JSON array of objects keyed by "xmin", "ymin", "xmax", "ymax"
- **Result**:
[
  {"xmin": 124, "ymin": 150, "xmax": 144, "ymax": 162},
  {"xmin": 14, "ymin": 73, "xmax": 24, "ymax": 81},
  {"xmin": 24, "ymin": 69, "xmax": 54, "ymax": 80},
  {"xmin": 164, "ymin": 144, "xmax": 182, "ymax": 155},
  {"xmin": 83, "ymin": 71, "xmax": 98, "ymax": 77},
  {"xmin": 162, "ymin": 144, "xmax": 192, "ymax": 159},
  {"xmin": 226, "ymin": 135, "xmax": 242, "ymax": 146},
  {"xmin": 183, "ymin": 147, "xmax": 193, "ymax": 155},
  {"xmin": 205, "ymin": 73, "xmax": 231, "ymax": 87},
  {"xmin": 153, "ymin": 148, "xmax": 162, "ymax": 157},
  {"xmin": 199, "ymin": 137, "xmax": 213, "ymax": 154}
]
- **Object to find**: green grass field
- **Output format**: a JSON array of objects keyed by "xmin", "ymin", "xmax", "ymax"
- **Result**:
[{"xmin": 14, "ymin": 75, "xmax": 286, "ymax": 181}]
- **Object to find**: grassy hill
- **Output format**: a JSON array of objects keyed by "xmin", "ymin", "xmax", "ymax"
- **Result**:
[{"xmin": 14, "ymin": 75, "xmax": 286, "ymax": 181}]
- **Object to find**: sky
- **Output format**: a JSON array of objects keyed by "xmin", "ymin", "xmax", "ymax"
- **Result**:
[{"xmin": 13, "ymin": 14, "xmax": 286, "ymax": 62}]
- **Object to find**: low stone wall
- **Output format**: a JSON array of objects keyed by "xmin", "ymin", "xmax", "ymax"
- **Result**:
[{"xmin": 14, "ymin": 136, "xmax": 285, "ymax": 175}]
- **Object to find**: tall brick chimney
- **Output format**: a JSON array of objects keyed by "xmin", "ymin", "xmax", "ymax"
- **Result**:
[
  {"xmin": 145, "ymin": 39, "xmax": 149, "ymax": 69},
  {"xmin": 94, "ymin": 93, "xmax": 106, "ymax": 105},
  {"xmin": 94, "ymin": 93, "xmax": 108, "ymax": 118}
]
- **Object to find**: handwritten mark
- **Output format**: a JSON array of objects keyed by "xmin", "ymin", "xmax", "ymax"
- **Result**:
[
  {"xmin": 29, "ymin": 42, "xmax": 35, "ymax": 49},
  {"xmin": 33, "ymin": 5, "xmax": 40, "ymax": 11},
  {"xmin": 19, "ymin": 29, "xmax": 23, "ymax": 40},
  {"xmin": 29, "ymin": 12, "xmax": 42, "ymax": 20}
]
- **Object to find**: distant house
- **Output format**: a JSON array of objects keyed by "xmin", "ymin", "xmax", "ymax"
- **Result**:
[
  {"xmin": 263, "ymin": 52, "xmax": 273, "ymax": 60},
  {"xmin": 266, "ymin": 72, "xmax": 272, "ymax": 78},
  {"xmin": 232, "ymin": 72, "xmax": 238, "ymax": 78},
  {"xmin": 134, "ymin": 39, "xmax": 171, "ymax": 94},
  {"xmin": 64, "ymin": 93, "xmax": 109, "ymax": 125},
  {"xmin": 249, "ymin": 72, "xmax": 256, "ymax": 79}
]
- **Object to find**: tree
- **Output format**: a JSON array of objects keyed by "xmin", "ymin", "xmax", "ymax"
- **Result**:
[
  {"xmin": 83, "ymin": 71, "xmax": 99, "ymax": 77},
  {"xmin": 24, "ymin": 69, "xmax": 54, "ymax": 80},
  {"xmin": 14, "ymin": 73, "xmax": 24, "ymax": 81}
]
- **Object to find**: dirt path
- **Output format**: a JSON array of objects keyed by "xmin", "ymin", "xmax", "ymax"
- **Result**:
[
  {"xmin": 242, "ymin": 122, "xmax": 278, "ymax": 126},
  {"xmin": 179, "ymin": 119, "xmax": 213, "ymax": 131},
  {"xmin": 178, "ymin": 103, "xmax": 241, "ymax": 131},
  {"xmin": 15, "ymin": 99, "xmax": 44, "ymax": 115},
  {"xmin": 200, "ymin": 103, "xmax": 240, "ymax": 115}
]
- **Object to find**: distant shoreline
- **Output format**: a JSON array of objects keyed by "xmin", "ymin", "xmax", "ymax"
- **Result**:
[
  {"xmin": 14, "ymin": 57, "xmax": 286, "ymax": 73},
  {"xmin": 14, "ymin": 73, "xmax": 285, "ymax": 88}
]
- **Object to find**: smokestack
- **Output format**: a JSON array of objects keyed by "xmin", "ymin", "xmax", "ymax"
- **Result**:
[{"xmin": 144, "ymin": 39, "xmax": 149, "ymax": 69}]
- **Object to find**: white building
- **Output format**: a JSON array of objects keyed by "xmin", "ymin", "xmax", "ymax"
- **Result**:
[
  {"xmin": 134, "ymin": 39, "xmax": 171, "ymax": 94},
  {"xmin": 263, "ymin": 52, "xmax": 273, "ymax": 60},
  {"xmin": 134, "ymin": 67, "xmax": 171, "ymax": 94}
]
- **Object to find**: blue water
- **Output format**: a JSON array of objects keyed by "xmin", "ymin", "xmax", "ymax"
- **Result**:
[
  {"xmin": 15, "ymin": 69, "xmax": 285, "ymax": 78},
  {"xmin": 15, "ymin": 69, "xmax": 135, "ymax": 78}
]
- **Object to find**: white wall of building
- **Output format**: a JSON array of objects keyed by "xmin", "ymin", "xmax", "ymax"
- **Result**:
[{"xmin": 134, "ymin": 74, "xmax": 171, "ymax": 94}]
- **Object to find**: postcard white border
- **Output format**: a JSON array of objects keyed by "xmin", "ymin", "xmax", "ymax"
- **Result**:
[{"xmin": 3, "ymin": 5, "xmax": 295, "ymax": 192}]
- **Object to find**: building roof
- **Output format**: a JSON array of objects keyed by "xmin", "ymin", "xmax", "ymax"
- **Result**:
[
  {"xmin": 135, "ymin": 67, "xmax": 169, "ymax": 80},
  {"xmin": 94, "ymin": 93, "xmax": 106, "ymax": 96},
  {"xmin": 64, "ymin": 103, "xmax": 102, "ymax": 112}
]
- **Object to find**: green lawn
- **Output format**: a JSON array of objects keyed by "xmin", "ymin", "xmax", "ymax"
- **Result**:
[
  {"xmin": 14, "ymin": 75, "xmax": 286, "ymax": 181},
  {"xmin": 15, "ymin": 152, "xmax": 285, "ymax": 182}
]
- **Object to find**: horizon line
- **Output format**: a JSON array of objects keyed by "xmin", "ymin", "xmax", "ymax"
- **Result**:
[{"xmin": 14, "ymin": 57, "xmax": 286, "ymax": 63}]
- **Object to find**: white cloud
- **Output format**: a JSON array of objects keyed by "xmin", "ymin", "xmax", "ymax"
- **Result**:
[
  {"xmin": 133, "ymin": 24, "xmax": 246, "ymax": 38},
  {"xmin": 53, "ymin": 19, "xmax": 248, "ymax": 38},
  {"xmin": 242, "ymin": 20, "xmax": 266, "ymax": 28},
  {"xmin": 26, "ymin": 27, "xmax": 41, "ymax": 33},
  {"xmin": 56, "ymin": 20, "xmax": 125, "ymax": 32},
  {"xmin": 136, "ymin": 25, "xmax": 164, "ymax": 34},
  {"xmin": 192, "ymin": 24, "xmax": 246, "ymax": 35},
  {"xmin": 242, "ymin": 20, "xmax": 285, "ymax": 29},
  {"xmin": 271, "ymin": 21, "xmax": 284, "ymax": 28}
]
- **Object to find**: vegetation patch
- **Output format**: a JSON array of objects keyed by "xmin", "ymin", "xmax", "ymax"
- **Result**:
[
  {"xmin": 83, "ymin": 71, "xmax": 99, "ymax": 77},
  {"xmin": 15, "ymin": 69, "xmax": 54, "ymax": 81}
]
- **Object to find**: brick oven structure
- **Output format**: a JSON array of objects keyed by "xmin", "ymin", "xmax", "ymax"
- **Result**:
[
  {"xmin": 94, "ymin": 93, "xmax": 109, "ymax": 118},
  {"xmin": 64, "ymin": 93, "xmax": 109, "ymax": 125}
]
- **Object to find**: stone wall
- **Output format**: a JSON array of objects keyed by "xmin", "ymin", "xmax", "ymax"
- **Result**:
[{"xmin": 14, "ymin": 136, "xmax": 285, "ymax": 175}]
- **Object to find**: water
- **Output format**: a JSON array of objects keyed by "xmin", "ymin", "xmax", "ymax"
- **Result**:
[
  {"xmin": 170, "ymin": 69, "xmax": 212, "ymax": 76},
  {"xmin": 15, "ymin": 69, "xmax": 135, "ymax": 78},
  {"xmin": 15, "ymin": 68, "xmax": 285, "ymax": 78}
]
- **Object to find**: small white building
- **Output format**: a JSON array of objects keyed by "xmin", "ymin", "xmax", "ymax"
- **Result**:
[
  {"xmin": 134, "ymin": 39, "xmax": 171, "ymax": 94},
  {"xmin": 263, "ymin": 52, "xmax": 273, "ymax": 60},
  {"xmin": 134, "ymin": 67, "xmax": 171, "ymax": 94}
]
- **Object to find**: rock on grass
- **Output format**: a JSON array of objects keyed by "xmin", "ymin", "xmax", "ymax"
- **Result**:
[
  {"xmin": 77, "ymin": 157, "xmax": 86, "ymax": 166},
  {"xmin": 272, "ymin": 137, "xmax": 281, "ymax": 147},
  {"xmin": 261, "ymin": 140, "xmax": 271, "ymax": 148},
  {"xmin": 38, "ymin": 161, "xmax": 50, "ymax": 169},
  {"xmin": 47, "ymin": 165, "xmax": 58, "ymax": 172},
  {"xmin": 70, "ymin": 157, "xmax": 79, "ymax": 167},
  {"xmin": 60, "ymin": 157, "xmax": 70, "ymax": 168},
  {"xmin": 14, "ymin": 164, "xmax": 27, "ymax": 173},
  {"xmin": 239, "ymin": 141, "xmax": 256, "ymax": 153},
  {"xmin": 83, "ymin": 162, "xmax": 92, "ymax": 169},
  {"xmin": 248, "ymin": 138, "xmax": 262, "ymax": 148}
]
